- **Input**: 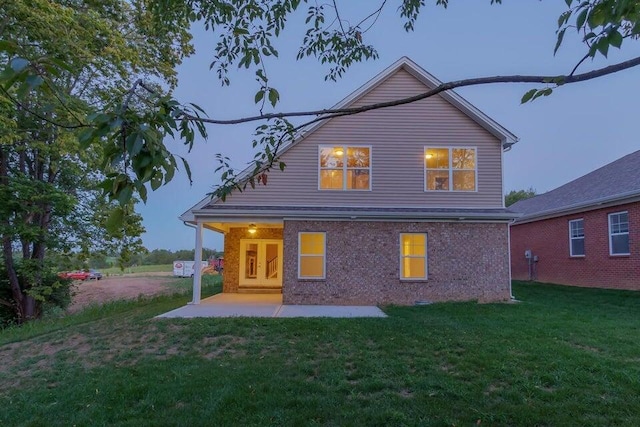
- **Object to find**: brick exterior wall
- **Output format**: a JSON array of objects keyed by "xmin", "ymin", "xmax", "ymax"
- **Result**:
[
  {"xmin": 510, "ymin": 202, "xmax": 640, "ymax": 290},
  {"xmin": 222, "ymin": 227, "xmax": 284, "ymax": 293},
  {"xmin": 282, "ymin": 220, "xmax": 511, "ymax": 305}
]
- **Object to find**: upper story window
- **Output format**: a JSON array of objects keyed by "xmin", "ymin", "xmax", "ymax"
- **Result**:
[
  {"xmin": 568, "ymin": 219, "xmax": 585, "ymax": 257},
  {"xmin": 424, "ymin": 147, "xmax": 476, "ymax": 192},
  {"xmin": 609, "ymin": 211, "xmax": 630, "ymax": 256},
  {"xmin": 319, "ymin": 146, "xmax": 371, "ymax": 190}
]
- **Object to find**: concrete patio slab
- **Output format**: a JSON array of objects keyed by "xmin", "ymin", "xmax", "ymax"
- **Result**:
[
  {"xmin": 158, "ymin": 304, "xmax": 281, "ymax": 318},
  {"xmin": 276, "ymin": 305, "xmax": 387, "ymax": 318},
  {"xmin": 156, "ymin": 293, "xmax": 387, "ymax": 319}
]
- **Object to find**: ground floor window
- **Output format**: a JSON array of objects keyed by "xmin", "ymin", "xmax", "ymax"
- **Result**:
[
  {"xmin": 569, "ymin": 218, "xmax": 585, "ymax": 257},
  {"xmin": 400, "ymin": 233, "xmax": 428, "ymax": 279},
  {"xmin": 609, "ymin": 211, "xmax": 630, "ymax": 255},
  {"xmin": 298, "ymin": 232, "xmax": 326, "ymax": 279}
]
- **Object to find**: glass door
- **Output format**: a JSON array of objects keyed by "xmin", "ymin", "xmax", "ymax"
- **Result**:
[{"xmin": 239, "ymin": 239, "xmax": 283, "ymax": 288}]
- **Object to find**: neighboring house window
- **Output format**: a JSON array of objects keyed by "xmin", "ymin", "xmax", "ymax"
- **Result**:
[
  {"xmin": 298, "ymin": 232, "xmax": 326, "ymax": 279},
  {"xmin": 400, "ymin": 233, "xmax": 428, "ymax": 279},
  {"xmin": 424, "ymin": 147, "xmax": 476, "ymax": 191},
  {"xmin": 569, "ymin": 219, "xmax": 585, "ymax": 257},
  {"xmin": 609, "ymin": 211, "xmax": 630, "ymax": 255},
  {"xmin": 319, "ymin": 146, "xmax": 371, "ymax": 190}
]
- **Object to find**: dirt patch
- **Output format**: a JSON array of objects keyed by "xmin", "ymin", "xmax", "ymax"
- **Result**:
[{"xmin": 68, "ymin": 275, "xmax": 179, "ymax": 313}]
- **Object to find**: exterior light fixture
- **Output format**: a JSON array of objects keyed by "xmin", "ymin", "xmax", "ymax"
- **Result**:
[{"xmin": 248, "ymin": 223, "xmax": 257, "ymax": 234}]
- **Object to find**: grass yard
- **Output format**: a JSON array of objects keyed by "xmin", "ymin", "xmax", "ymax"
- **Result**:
[
  {"xmin": 1, "ymin": 281, "xmax": 640, "ymax": 426},
  {"xmin": 101, "ymin": 263, "xmax": 173, "ymax": 275}
]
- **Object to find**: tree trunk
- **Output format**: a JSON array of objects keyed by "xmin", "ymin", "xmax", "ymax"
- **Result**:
[
  {"xmin": 0, "ymin": 146, "xmax": 26, "ymax": 321},
  {"xmin": 21, "ymin": 294, "xmax": 38, "ymax": 320}
]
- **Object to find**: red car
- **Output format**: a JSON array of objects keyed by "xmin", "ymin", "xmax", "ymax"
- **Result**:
[{"xmin": 59, "ymin": 271, "xmax": 91, "ymax": 280}]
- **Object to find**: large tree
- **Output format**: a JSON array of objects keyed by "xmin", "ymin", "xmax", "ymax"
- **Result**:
[
  {"xmin": 1, "ymin": 2, "xmax": 639, "ymax": 316},
  {"xmin": 505, "ymin": 188, "xmax": 538, "ymax": 207},
  {"xmin": 3, "ymin": 1, "xmax": 639, "ymax": 202},
  {"xmin": 0, "ymin": 0, "xmax": 192, "ymax": 321}
]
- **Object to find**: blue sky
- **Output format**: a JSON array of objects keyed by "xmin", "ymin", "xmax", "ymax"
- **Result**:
[{"xmin": 137, "ymin": 1, "xmax": 640, "ymax": 251}]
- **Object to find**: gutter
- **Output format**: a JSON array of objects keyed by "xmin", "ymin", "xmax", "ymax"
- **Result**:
[
  {"xmin": 191, "ymin": 207, "xmax": 520, "ymax": 221},
  {"xmin": 183, "ymin": 221, "xmax": 196, "ymax": 229}
]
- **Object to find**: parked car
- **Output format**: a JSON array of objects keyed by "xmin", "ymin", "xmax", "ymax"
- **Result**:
[
  {"xmin": 63, "ymin": 271, "xmax": 91, "ymax": 281},
  {"xmin": 87, "ymin": 269, "xmax": 102, "ymax": 280}
]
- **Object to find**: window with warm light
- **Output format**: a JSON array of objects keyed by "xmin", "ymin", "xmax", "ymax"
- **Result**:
[
  {"xmin": 298, "ymin": 232, "xmax": 326, "ymax": 279},
  {"xmin": 400, "ymin": 233, "xmax": 428, "ymax": 280},
  {"xmin": 319, "ymin": 146, "xmax": 371, "ymax": 190},
  {"xmin": 424, "ymin": 147, "xmax": 476, "ymax": 191}
]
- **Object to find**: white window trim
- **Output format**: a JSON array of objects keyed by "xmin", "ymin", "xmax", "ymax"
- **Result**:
[
  {"xmin": 608, "ymin": 211, "xmax": 630, "ymax": 256},
  {"xmin": 399, "ymin": 233, "xmax": 428, "ymax": 280},
  {"xmin": 423, "ymin": 146, "xmax": 478, "ymax": 193},
  {"xmin": 318, "ymin": 145, "xmax": 372, "ymax": 191},
  {"xmin": 568, "ymin": 218, "xmax": 585, "ymax": 257},
  {"xmin": 298, "ymin": 232, "xmax": 326, "ymax": 279}
]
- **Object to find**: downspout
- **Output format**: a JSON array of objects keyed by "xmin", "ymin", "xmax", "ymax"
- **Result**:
[
  {"xmin": 507, "ymin": 218, "xmax": 516, "ymax": 300},
  {"xmin": 502, "ymin": 139, "xmax": 516, "ymax": 300}
]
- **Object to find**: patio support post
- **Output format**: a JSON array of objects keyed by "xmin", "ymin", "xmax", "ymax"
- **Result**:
[{"xmin": 192, "ymin": 221, "xmax": 204, "ymax": 304}]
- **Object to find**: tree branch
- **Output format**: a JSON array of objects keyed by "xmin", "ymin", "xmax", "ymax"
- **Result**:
[
  {"xmin": 0, "ymin": 86, "xmax": 88, "ymax": 130},
  {"xmin": 183, "ymin": 56, "xmax": 640, "ymax": 126}
]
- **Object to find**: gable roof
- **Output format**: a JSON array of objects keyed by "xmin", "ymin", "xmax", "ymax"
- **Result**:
[
  {"xmin": 510, "ymin": 150, "xmax": 640, "ymax": 222},
  {"xmin": 180, "ymin": 57, "xmax": 518, "ymax": 222}
]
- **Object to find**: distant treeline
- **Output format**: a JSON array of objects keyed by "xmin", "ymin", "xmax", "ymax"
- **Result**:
[{"xmin": 53, "ymin": 248, "xmax": 223, "ymax": 270}]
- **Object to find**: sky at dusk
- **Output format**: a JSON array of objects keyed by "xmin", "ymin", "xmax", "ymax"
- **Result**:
[{"xmin": 137, "ymin": 1, "xmax": 640, "ymax": 251}]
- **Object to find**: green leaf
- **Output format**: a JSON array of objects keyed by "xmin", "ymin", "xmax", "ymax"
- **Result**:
[
  {"xmin": 255, "ymin": 90, "xmax": 264, "ymax": 104},
  {"xmin": 117, "ymin": 185, "xmax": 133, "ymax": 205},
  {"xmin": 609, "ymin": 30, "xmax": 623, "ymax": 49},
  {"xmin": 181, "ymin": 157, "xmax": 192, "ymax": 184},
  {"xmin": 105, "ymin": 208, "xmax": 125, "ymax": 233},
  {"xmin": 554, "ymin": 28, "xmax": 566, "ymax": 55},
  {"xmin": 576, "ymin": 8, "xmax": 588, "ymax": 30},
  {"xmin": 596, "ymin": 37, "xmax": 609, "ymax": 57},
  {"xmin": 150, "ymin": 173, "xmax": 163, "ymax": 191},
  {"xmin": 268, "ymin": 88, "xmax": 279, "ymax": 107},
  {"xmin": 0, "ymin": 40, "xmax": 18, "ymax": 54},
  {"xmin": 135, "ymin": 183, "xmax": 147, "ymax": 203},
  {"xmin": 77, "ymin": 128, "xmax": 94, "ymax": 147},
  {"xmin": 165, "ymin": 164, "xmax": 175, "ymax": 184},
  {"xmin": 521, "ymin": 89, "xmax": 537, "ymax": 104}
]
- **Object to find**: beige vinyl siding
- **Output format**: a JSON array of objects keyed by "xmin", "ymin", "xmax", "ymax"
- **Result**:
[{"xmin": 212, "ymin": 68, "xmax": 504, "ymax": 209}]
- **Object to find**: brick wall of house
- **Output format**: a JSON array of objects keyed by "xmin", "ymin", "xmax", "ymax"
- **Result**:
[
  {"xmin": 510, "ymin": 202, "xmax": 640, "ymax": 289},
  {"xmin": 222, "ymin": 227, "xmax": 284, "ymax": 293},
  {"xmin": 282, "ymin": 220, "xmax": 511, "ymax": 305}
]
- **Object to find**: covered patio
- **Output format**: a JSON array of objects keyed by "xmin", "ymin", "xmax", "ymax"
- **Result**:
[{"xmin": 157, "ymin": 293, "xmax": 387, "ymax": 318}]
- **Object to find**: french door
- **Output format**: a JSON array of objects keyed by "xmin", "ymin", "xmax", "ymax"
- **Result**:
[{"xmin": 239, "ymin": 239, "xmax": 283, "ymax": 288}]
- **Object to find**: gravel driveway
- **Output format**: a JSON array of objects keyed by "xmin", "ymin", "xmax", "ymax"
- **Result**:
[{"xmin": 68, "ymin": 273, "xmax": 180, "ymax": 313}]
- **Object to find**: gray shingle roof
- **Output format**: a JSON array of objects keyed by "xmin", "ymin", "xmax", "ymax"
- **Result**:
[{"xmin": 510, "ymin": 150, "xmax": 640, "ymax": 219}]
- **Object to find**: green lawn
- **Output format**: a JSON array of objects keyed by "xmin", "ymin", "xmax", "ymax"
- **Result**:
[
  {"xmin": 101, "ymin": 263, "xmax": 173, "ymax": 275},
  {"xmin": 2, "ymin": 281, "xmax": 640, "ymax": 426}
]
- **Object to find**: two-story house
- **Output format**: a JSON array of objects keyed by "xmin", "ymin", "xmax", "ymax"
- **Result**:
[{"xmin": 180, "ymin": 57, "xmax": 518, "ymax": 306}]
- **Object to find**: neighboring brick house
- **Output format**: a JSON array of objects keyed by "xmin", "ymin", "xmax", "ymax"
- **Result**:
[
  {"xmin": 510, "ymin": 150, "xmax": 640, "ymax": 290},
  {"xmin": 181, "ymin": 57, "xmax": 519, "ymax": 305}
]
